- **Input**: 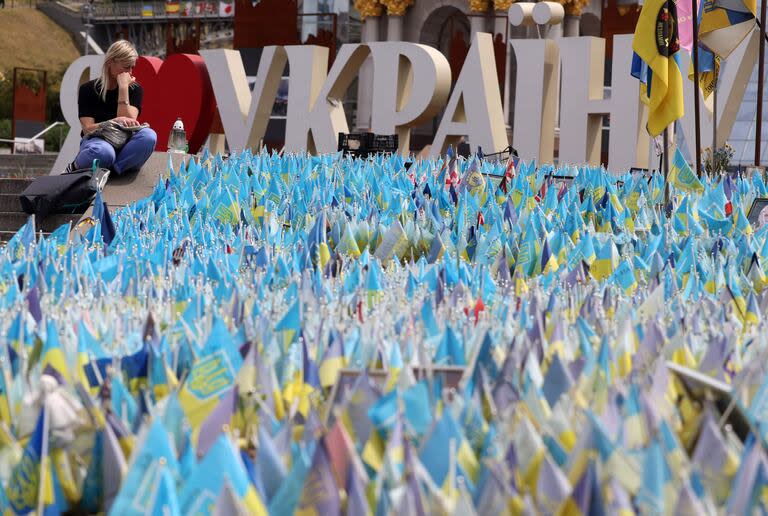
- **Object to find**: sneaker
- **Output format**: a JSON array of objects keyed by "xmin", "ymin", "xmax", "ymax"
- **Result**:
[{"xmin": 63, "ymin": 160, "xmax": 77, "ymax": 174}]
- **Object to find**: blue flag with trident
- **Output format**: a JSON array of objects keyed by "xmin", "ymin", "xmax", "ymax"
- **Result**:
[{"xmin": 670, "ymin": 148, "xmax": 704, "ymax": 194}]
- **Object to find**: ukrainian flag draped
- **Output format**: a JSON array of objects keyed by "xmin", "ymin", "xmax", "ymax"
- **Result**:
[
  {"xmin": 687, "ymin": 48, "xmax": 720, "ymax": 100},
  {"xmin": 699, "ymin": 0, "xmax": 756, "ymax": 58},
  {"xmin": 632, "ymin": 0, "xmax": 686, "ymax": 136}
]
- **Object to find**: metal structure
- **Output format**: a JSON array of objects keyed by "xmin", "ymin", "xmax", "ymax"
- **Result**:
[
  {"xmin": 87, "ymin": 1, "xmax": 232, "ymax": 21},
  {"xmin": 84, "ymin": 1, "xmax": 234, "ymax": 56},
  {"xmin": 758, "ymin": 0, "xmax": 767, "ymax": 166},
  {"xmin": 231, "ymin": 0, "xmax": 360, "ymax": 150},
  {"xmin": 81, "ymin": 1, "xmax": 360, "ymax": 57},
  {"xmin": 82, "ymin": 1, "xmax": 94, "ymax": 55},
  {"xmin": 0, "ymin": 122, "xmax": 64, "ymax": 146},
  {"xmin": 298, "ymin": 12, "xmax": 338, "ymax": 66}
]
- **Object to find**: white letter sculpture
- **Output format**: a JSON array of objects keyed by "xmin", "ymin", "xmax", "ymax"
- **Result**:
[
  {"xmin": 51, "ymin": 55, "xmax": 104, "ymax": 175},
  {"xmin": 431, "ymin": 33, "xmax": 509, "ymax": 157},
  {"xmin": 283, "ymin": 44, "xmax": 370, "ymax": 154},
  {"xmin": 368, "ymin": 42, "xmax": 451, "ymax": 154},
  {"xmin": 509, "ymin": 39, "xmax": 560, "ymax": 164},
  {"xmin": 559, "ymin": 35, "xmax": 648, "ymax": 171},
  {"xmin": 199, "ymin": 47, "xmax": 287, "ymax": 153}
]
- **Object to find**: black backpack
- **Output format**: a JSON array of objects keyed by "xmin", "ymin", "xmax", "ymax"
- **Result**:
[{"xmin": 19, "ymin": 168, "xmax": 109, "ymax": 219}]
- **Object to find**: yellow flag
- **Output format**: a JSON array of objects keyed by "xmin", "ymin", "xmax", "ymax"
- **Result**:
[
  {"xmin": 687, "ymin": 53, "xmax": 720, "ymax": 100},
  {"xmin": 632, "ymin": 0, "xmax": 685, "ymax": 136},
  {"xmin": 699, "ymin": 0, "xmax": 756, "ymax": 58}
]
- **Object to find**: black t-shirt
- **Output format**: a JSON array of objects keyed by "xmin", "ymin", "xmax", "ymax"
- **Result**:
[{"xmin": 77, "ymin": 79, "xmax": 143, "ymax": 123}]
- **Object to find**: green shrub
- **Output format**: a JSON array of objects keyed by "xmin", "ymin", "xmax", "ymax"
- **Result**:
[
  {"xmin": 0, "ymin": 118, "xmax": 10, "ymax": 151},
  {"xmin": 0, "ymin": 67, "xmax": 66, "ymax": 151},
  {"xmin": 43, "ymin": 123, "xmax": 66, "ymax": 152},
  {"xmin": 0, "ymin": 78, "xmax": 11, "ymax": 120}
]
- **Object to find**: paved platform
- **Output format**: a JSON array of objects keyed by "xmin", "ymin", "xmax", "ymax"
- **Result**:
[
  {"xmin": 74, "ymin": 151, "xmax": 191, "ymax": 235},
  {"xmin": 101, "ymin": 152, "xmax": 190, "ymax": 208}
]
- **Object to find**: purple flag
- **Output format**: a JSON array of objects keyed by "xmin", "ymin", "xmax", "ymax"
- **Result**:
[
  {"xmin": 197, "ymin": 386, "xmax": 238, "ymax": 459},
  {"xmin": 296, "ymin": 439, "xmax": 341, "ymax": 515}
]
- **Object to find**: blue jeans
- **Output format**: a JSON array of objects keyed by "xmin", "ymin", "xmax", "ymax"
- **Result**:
[{"xmin": 74, "ymin": 127, "xmax": 157, "ymax": 174}]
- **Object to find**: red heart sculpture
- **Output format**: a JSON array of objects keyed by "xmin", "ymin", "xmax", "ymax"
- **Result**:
[{"xmin": 133, "ymin": 54, "xmax": 215, "ymax": 154}]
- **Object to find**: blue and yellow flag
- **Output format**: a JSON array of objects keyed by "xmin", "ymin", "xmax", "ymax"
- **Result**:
[
  {"xmin": 149, "ymin": 342, "xmax": 179, "ymax": 400},
  {"xmin": 275, "ymin": 300, "xmax": 301, "ymax": 349},
  {"xmin": 179, "ymin": 435, "xmax": 267, "ymax": 515},
  {"xmin": 688, "ymin": 42, "xmax": 720, "ymax": 100},
  {"xmin": 700, "ymin": 0, "xmax": 756, "ymax": 58},
  {"xmin": 6, "ymin": 407, "xmax": 55, "ymax": 515},
  {"xmin": 670, "ymin": 148, "xmax": 704, "ymax": 193},
  {"xmin": 632, "ymin": 0, "xmax": 685, "ymax": 136},
  {"xmin": 109, "ymin": 419, "xmax": 180, "ymax": 516},
  {"xmin": 178, "ymin": 322, "xmax": 243, "ymax": 431},
  {"xmin": 0, "ymin": 360, "xmax": 11, "ymax": 428},
  {"xmin": 318, "ymin": 333, "xmax": 345, "ymax": 389},
  {"xmin": 41, "ymin": 320, "xmax": 71, "ymax": 384},
  {"xmin": 77, "ymin": 320, "xmax": 110, "ymax": 393}
]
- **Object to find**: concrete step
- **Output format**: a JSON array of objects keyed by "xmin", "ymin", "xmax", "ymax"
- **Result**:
[
  {"xmin": 0, "ymin": 154, "xmax": 58, "ymax": 167},
  {"xmin": 0, "ymin": 213, "xmax": 81, "ymax": 233},
  {"xmin": 0, "ymin": 154, "xmax": 58, "ymax": 178},
  {"xmin": 0, "ymin": 194, "xmax": 24, "ymax": 213},
  {"xmin": 0, "ymin": 179, "xmax": 34, "ymax": 195},
  {"xmin": 0, "ymin": 153, "xmax": 58, "ymax": 164},
  {"xmin": 0, "ymin": 169, "xmax": 51, "ymax": 179}
]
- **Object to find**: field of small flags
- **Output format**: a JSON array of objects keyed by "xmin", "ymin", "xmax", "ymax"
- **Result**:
[{"xmin": 0, "ymin": 147, "xmax": 767, "ymax": 514}]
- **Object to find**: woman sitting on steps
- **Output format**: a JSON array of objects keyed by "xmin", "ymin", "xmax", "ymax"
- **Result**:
[{"xmin": 64, "ymin": 39, "xmax": 157, "ymax": 175}]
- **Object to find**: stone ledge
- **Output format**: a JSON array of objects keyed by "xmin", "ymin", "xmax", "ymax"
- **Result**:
[{"xmin": 73, "ymin": 151, "xmax": 192, "ymax": 235}]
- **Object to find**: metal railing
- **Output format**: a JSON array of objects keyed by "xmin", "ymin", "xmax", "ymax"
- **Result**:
[
  {"xmin": 0, "ymin": 122, "xmax": 66, "ymax": 151},
  {"xmin": 87, "ymin": 1, "xmax": 233, "ymax": 21}
]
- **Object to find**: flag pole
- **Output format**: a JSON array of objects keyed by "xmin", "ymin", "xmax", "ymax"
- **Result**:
[
  {"xmin": 713, "ymin": 77, "xmax": 718, "ymax": 152},
  {"xmin": 757, "ymin": 0, "xmax": 767, "ymax": 166},
  {"xmin": 691, "ymin": 0, "xmax": 703, "ymax": 177},
  {"xmin": 663, "ymin": 128, "xmax": 670, "ymax": 206}
]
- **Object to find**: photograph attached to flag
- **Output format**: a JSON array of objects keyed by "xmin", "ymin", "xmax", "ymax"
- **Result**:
[
  {"xmin": 632, "ymin": 0, "xmax": 686, "ymax": 136},
  {"xmin": 699, "ymin": 0, "xmax": 756, "ymax": 58}
]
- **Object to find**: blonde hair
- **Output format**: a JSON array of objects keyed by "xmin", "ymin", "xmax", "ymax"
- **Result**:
[{"xmin": 95, "ymin": 40, "xmax": 138, "ymax": 102}]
